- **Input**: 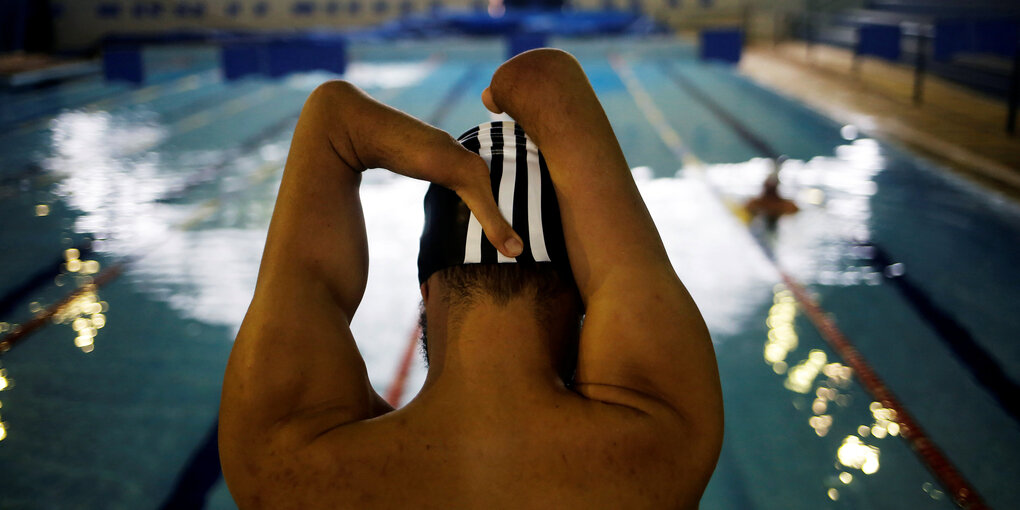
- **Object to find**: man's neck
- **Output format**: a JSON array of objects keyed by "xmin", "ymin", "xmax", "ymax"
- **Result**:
[{"xmin": 423, "ymin": 299, "xmax": 570, "ymax": 400}]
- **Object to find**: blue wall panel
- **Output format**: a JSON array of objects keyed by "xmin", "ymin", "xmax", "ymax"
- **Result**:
[
  {"xmin": 103, "ymin": 46, "xmax": 145, "ymax": 83},
  {"xmin": 222, "ymin": 35, "xmax": 347, "ymax": 80},
  {"xmin": 508, "ymin": 32, "xmax": 548, "ymax": 59},
  {"xmin": 700, "ymin": 29, "xmax": 742, "ymax": 64},
  {"xmin": 857, "ymin": 24, "xmax": 901, "ymax": 61}
]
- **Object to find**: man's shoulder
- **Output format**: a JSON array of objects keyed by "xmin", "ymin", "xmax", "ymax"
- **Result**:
[{"xmin": 238, "ymin": 395, "xmax": 704, "ymax": 508}]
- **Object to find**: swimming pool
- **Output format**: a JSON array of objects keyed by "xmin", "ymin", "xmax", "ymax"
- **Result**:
[{"xmin": 1, "ymin": 37, "xmax": 1018, "ymax": 509}]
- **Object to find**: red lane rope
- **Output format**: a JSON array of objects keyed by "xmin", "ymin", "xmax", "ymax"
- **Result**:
[
  {"xmin": 384, "ymin": 323, "xmax": 422, "ymax": 407},
  {"xmin": 781, "ymin": 274, "xmax": 989, "ymax": 510},
  {"xmin": 610, "ymin": 53, "xmax": 990, "ymax": 510},
  {"xmin": 0, "ymin": 263, "xmax": 125, "ymax": 354}
]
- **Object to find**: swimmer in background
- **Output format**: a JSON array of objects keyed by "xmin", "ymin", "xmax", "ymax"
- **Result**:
[
  {"xmin": 744, "ymin": 158, "xmax": 799, "ymax": 231},
  {"xmin": 219, "ymin": 49, "xmax": 723, "ymax": 509}
]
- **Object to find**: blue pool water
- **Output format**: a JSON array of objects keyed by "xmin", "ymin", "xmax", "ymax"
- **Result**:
[{"xmin": 1, "ymin": 38, "xmax": 1018, "ymax": 509}]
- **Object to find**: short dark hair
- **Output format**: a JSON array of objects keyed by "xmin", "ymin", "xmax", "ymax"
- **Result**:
[{"xmin": 419, "ymin": 263, "xmax": 582, "ymax": 382}]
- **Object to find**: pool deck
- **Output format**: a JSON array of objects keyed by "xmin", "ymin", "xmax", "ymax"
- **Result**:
[
  {"xmin": 0, "ymin": 52, "xmax": 99, "ymax": 88},
  {"xmin": 738, "ymin": 41, "xmax": 1020, "ymax": 202}
]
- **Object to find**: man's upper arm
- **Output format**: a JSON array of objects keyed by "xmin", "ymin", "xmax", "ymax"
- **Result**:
[
  {"xmin": 488, "ymin": 50, "xmax": 723, "ymax": 449},
  {"xmin": 219, "ymin": 82, "xmax": 392, "ymax": 499}
]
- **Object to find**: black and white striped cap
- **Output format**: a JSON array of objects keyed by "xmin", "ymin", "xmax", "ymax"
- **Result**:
[{"xmin": 417, "ymin": 121, "xmax": 568, "ymax": 285}]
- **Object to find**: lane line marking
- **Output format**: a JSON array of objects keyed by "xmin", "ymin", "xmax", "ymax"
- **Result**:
[{"xmin": 384, "ymin": 324, "xmax": 422, "ymax": 407}]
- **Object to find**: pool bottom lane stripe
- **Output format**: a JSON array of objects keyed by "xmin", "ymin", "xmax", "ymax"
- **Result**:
[
  {"xmin": 865, "ymin": 243, "xmax": 1020, "ymax": 423},
  {"xmin": 158, "ymin": 420, "xmax": 221, "ymax": 510},
  {"xmin": 608, "ymin": 54, "xmax": 989, "ymax": 510},
  {"xmin": 657, "ymin": 62, "xmax": 779, "ymax": 160}
]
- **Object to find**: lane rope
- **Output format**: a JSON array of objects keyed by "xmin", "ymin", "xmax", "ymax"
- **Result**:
[
  {"xmin": 609, "ymin": 53, "xmax": 989, "ymax": 510},
  {"xmin": 383, "ymin": 63, "xmax": 481, "ymax": 407},
  {"xmin": 659, "ymin": 58, "xmax": 1020, "ymax": 427},
  {"xmin": 384, "ymin": 324, "xmax": 422, "ymax": 407}
]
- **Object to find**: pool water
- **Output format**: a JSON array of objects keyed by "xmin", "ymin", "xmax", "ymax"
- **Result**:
[{"xmin": 0, "ymin": 38, "xmax": 1018, "ymax": 509}]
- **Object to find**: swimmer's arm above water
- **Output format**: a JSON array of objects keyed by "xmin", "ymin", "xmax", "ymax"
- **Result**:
[
  {"xmin": 219, "ymin": 81, "xmax": 521, "ymax": 502},
  {"xmin": 485, "ymin": 48, "xmax": 723, "ymax": 481}
]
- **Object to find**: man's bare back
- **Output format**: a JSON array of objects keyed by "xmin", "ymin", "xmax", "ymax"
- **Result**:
[
  {"xmin": 219, "ymin": 49, "xmax": 723, "ymax": 509},
  {"xmin": 290, "ymin": 377, "xmax": 685, "ymax": 507}
]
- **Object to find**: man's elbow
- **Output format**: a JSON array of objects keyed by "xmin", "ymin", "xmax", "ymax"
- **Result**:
[
  {"xmin": 504, "ymin": 48, "xmax": 581, "ymax": 77},
  {"xmin": 299, "ymin": 79, "xmax": 368, "ymax": 170},
  {"xmin": 307, "ymin": 79, "xmax": 361, "ymax": 108},
  {"xmin": 302, "ymin": 79, "xmax": 366, "ymax": 128},
  {"xmin": 492, "ymin": 49, "xmax": 585, "ymax": 104}
]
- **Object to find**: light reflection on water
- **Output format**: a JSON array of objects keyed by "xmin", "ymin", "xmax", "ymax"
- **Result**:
[
  {"xmin": 280, "ymin": 61, "xmax": 438, "ymax": 93},
  {"xmin": 703, "ymin": 139, "xmax": 887, "ymax": 288},
  {"xmin": 759, "ymin": 281, "xmax": 956, "ymax": 504},
  {"xmin": 0, "ymin": 360, "xmax": 8, "ymax": 441},
  {"xmin": 38, "ymin": 143, "xmax": 890, "ymax": 399},
  {"xmin": 48, "ymin": 110, "xmax": 172, "ymax": 242},
  {"xmin": 29, "ymin": 63, "xmax": 443, "ymax": 403},
  {"xmin": 37, "ymin": 77, "xmax": 890, "ymax": 401}
]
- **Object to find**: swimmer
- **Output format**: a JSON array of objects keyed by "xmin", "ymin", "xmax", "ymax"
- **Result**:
[
  {"xmin": 744, "ymin": 159, "xmax": 799, "ymax": 230},
  {"xmin": 219, "ymin": 49, "xmax": 723, "ymax": 509}
]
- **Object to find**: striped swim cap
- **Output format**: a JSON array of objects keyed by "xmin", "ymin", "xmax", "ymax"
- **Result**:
[{"xmin": 417, "ymin": 121, "xmax": 569, "ymax": 284}]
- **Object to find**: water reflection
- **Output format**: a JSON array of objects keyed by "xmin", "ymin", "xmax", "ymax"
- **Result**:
[
  {"xmin": 704, "ymin": 139, "xmax": 886, "ymax": 288},
  {"xmin": 838, "ymin": 435, "xmax": 881, "ymax": 474},
  {"xmin": 763, "ymin": 284, "xmax": 943, "ymax": 501},
  {"xmin": 840, "ymin": 124, "xmax": 859, "ymax": 141},
  {"xmin": 54, "ymin": 287, "xmax": 108, "ymax": 354},
  {"xmin": 18, "ymin": 67, "xmax": 442, "ymax": 413},
  {"xmin": 282, "ymin": 61, "xmax": 436, "ymax": 92},
  {"xmin": 0, "ymin": 361, "xmax": 8, "ymax": 442}
]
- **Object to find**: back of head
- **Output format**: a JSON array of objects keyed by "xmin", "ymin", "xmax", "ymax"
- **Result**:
[
  {"xmin": 417, "ymin": 121, "xmax": 582, "ymax": 369},
  {"xmin": 436, "ymin": 262, "xmax": 580, "ymax": 327}
]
